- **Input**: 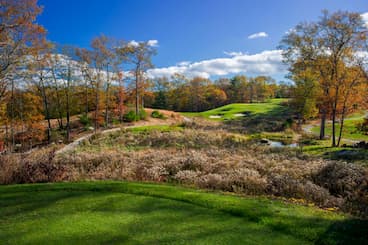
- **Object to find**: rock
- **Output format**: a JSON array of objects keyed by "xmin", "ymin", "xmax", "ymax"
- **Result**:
[
  {"xmin": 260, "ymin": 138, "xmax": 270, "ymax": 144},
  {"xmin": 333, "ymin": 150, "xmax": 361, "ymax": 159},
  {"xmin": 354, "ymin": 141, "xmax": 368, "ymax": 149}
]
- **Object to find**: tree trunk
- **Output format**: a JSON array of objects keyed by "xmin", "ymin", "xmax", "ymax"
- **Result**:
[
  {"xmin": 104, "ymin": 64, "xmax": 110, "ymax": 127},
  {"xmin": 40, "ymin": 75, "xmax": 52, "ymax": 144},
  {"xmin": 337, "ymin": 111, "xmax": 346, "ymax": 147},
  {"xmin": 65, "ymin": 65, "xmax": 71, "ymax": 142},
  {"xmin": 10, "ymin": 79, "xmax": 15, "ymax": 152},
  {"xmin": 319, "ymin": 110, "xmax": 326, "ymax": 140},
  {"xmin": 94, "ymin": 78, "xmax": 99, "ymax": 134},
  {"xmin": 331, "ymin": 109, "xmax": 336, "ymax": 147},
  {"xmin": 105, "ymin": 84, "xmax": 109, "ymax": 127},
  {"xmin": 135, "ymin": 69, "xmax": 140, "ymax": 118},
  {"xmin": 118, "ymin": 76, "xmax": 124, "ymax": 123},
  {"xmin": 331, "ymin": 83, "xmax": 340, "ymax": 147},
  {"xmin": 51, "ymin": 68, "xmax": 64, "ymax": 129},
  {"xmin": 85, "ymin": 73, "xmax": 89, "ymax": 115}
]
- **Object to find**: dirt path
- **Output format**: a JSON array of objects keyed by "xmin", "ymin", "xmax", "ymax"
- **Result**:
[
  {"xmin": 56, "ymin": 121, "xmax": 174, "ymax": 155},
  {"xmin": 301, "ymin": 121, "xmax": 361, "ymax": 144},
  {"xmin": 302, "ymin": 124, "xmax": 315, "ymax": 134},
  {"xmin": 56, "ymin": 109, "xmax": 184, "ymax": 155}
]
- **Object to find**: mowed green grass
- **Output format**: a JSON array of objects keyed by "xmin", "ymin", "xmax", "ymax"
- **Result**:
[
  {"xmin": 311, "ymin": 113, "xmax": 368, "ymax": 141},
  {"xmin": 1, "ymin": 181, "xmax": 367, "ymax": 244},
  {"xmin": 182, "ymin": 98, "xmax": 287, "ymax": 120}
]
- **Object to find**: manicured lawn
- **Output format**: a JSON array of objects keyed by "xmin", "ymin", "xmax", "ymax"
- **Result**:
[
  {"xmin": 1, "ymin": 181, "xmax": 367, "ymax": 244},
  {"xmin": 311, "ymin": 113, "xmax": 368, "ymax": 141},
  {"xmin": 301, "ymin": 139, "xmax": 368, "ymax": 165},
  {"xmin": 182, "ymin": 98, "xmax": 287, "ymax": 120}
]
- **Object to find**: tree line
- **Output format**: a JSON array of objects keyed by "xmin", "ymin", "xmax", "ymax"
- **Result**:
[
  {"xmin": 1, "ymin": 0, "xmax": 367, "ymax": 151},
  {"xmin": 0, "ymin": 0, "xmax": 157, "ymax": 151},
  {"xmin": 0, "ymin": 0, "xmax": 294, "ymax": 152},
  {"xmin": 145, "ymin": 75, "xmax": 292, "ymax": 112}
]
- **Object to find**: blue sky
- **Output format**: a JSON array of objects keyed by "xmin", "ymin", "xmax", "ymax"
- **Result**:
[{"xmin": 38, "ymin": 0, "xmax": 368, "ymax": 81}]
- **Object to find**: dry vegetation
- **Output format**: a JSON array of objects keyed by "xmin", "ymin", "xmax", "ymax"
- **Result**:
[{"xmin": 1, "ymin": 120, "xmax": 367, "ymax": 217}]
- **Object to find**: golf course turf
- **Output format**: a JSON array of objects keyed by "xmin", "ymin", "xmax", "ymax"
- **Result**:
[
  {"xmin": 1, "ymin": 181, "xmax": 367, "ymax": 244},
  {"xmin": 181, "ymin": 99, "xmax": 288, "ymax": 120}
]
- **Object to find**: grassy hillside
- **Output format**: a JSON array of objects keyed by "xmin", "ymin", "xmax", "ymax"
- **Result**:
[
  {"xmin": 311, "ymin": 112, "xmax": 368, "ymax": 141},
  {"xmin": 182, "ymin": 98, "xmax": 287, "ymax": 120},
  {"xmin": 1, "ymin": 181, "xmax": 367, "ymax": 244}
]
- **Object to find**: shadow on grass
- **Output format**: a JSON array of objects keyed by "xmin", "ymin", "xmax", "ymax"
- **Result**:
[
  {"xmin": 224, "ymin": 103, "xmax": 293, "ymax": 134},
  {"xmin": 316, "ymin": 219, "xmax": 368, "ymax": 245},
  {"xmin": 326, "ymin": 149, "xmax": 368, "ymax": 162},
  {"xmin": 0, "ymin": 182, "xmax": 367, "ymax": 244}
]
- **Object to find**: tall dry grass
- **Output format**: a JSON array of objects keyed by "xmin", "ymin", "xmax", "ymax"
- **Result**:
[{"xmin": 1, "ymin": 127, "xmax": 367, "ymax": 216}]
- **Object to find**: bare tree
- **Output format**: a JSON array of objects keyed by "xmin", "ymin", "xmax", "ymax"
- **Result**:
[
  {"xmin": 0, "ymin": 0, "xmax": 45, "ymax": 102},
  {"xmin": 119, "ymin": 42, "xmax": 156, "ymax": 117}
]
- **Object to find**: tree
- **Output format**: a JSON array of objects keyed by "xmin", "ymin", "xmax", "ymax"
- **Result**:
[
  {"xmin": 90, "ymin": 35, "xmax": 117, "ymax": 127},
  {"xmin": 228, "ymin": 76, "xmax": 248, "ymax": 103},
  {"xmin": 320, "ymin": 11, "xmax": 367, "ymax": 146},
  {"xmin": 59, "ymin": 45, "xmax": 79, "ymax": 141},
  {"xmin": 167, "ymin": 73, "xmax": 188, "ymax": 111},
  {"xmin": 275, "ymin": 81, "xmax": 293, "ymax": 98},
  {"xmin": 48, "ymin": 50, "xmax": 65, "ymax": 129},
  {"xmin": 6, "ymin": 89, "xmax": 44, "ymax": 150},
  {"xmin": 187, "ymin": 77, "xmax": 210, "ymax": 112},
  {"xmin": 76, "ymin": 44, "xmax": 104, "ymax": 133},
  {"xmin": 280, "ymin": 10, "xmax": 367, "ymax": 146},
  {"xmin": 205, "ymin": 85, "xmax": 227, "ymax": 108},
  {"xmin": 152, "ymin": 77, "xmax": 170, "ymax": 109},
  {"xmin": 335, "ymin": 65, "xmax": 367, "ymax": 146},
  {"xmin": 116, "ymin": 72, "xmax": 125, "ymax": 123},
  {"xmin": 0, "ymin": 0, "xmax": 45, "ymax": 102},
  {"xmin": 120, "ymin": 42, "xmax": 156, "ymax": 116},
  {"xmin": 290, "ymin": 67, "xmax": 320, "ymax": 126},
  {"xmin": 76, "ymin": 48, "xmax": 93, "ymax": 116},
  {"xmin": 27, "ymin": 40, "xmax": 54, "ymax": 144}
]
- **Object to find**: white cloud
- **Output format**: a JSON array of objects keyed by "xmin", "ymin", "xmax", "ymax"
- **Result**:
[
  {"xmin": 362, "ymin": 12, "xmax": 368, "ymax": 28},
  {"xmin": 177, "ymin": 61, "xmax": 191, "ymax": 66},
  {"xmin": 248, "ymin": 32, "xmax": 268, "ymax": 39},
  {"xmin": 285, "ymin": 28, "xmax": 296, "ymax": 35},
  {"xmin": 128, "ymin": 39, "xmax": 159, "ymax": 47},
  {"xmin": 128, "ymin": 40, "xmax": 139, "ymax": 47},
  {"xmin": 224, "ymin": 51, "xmax": 244, "ymax": 57},
  {"xmin": 147, "ymin": 39, "xmax": 159, "ymax": 47},
  {"xmin": 147, "ymin": 50, "xmax": 286, "ymax": 79}
]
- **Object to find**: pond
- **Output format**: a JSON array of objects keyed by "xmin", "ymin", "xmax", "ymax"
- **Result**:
[{"xmin": 261, "ymin": 139, "xmax": 299, "ymax": 148}]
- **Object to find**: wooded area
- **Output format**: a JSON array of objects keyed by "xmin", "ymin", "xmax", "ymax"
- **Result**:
[
  {"xmin": 280, "ymin": 10, "xmax": 368, "ymax": 146},
  {"xmin": 1, "ymin": 0, "xmax": 367, "ymax": 152}
]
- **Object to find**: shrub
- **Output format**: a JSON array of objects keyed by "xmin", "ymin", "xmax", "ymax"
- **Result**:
[
  {"xmin": 313, "ymin": 162, "xmax": 368, "ymax": 198},
  {"xmin": 313, "ymin": 162, "xmax": 368, "ymax": 215},
  {"xmin": 0, "ymin": 148, "xmax": 71, "ymax": 184},
  {"xmin": 2, "ymin": 127, "xmax": 368, "ymax": 217},
  {"xmin": 123, "ymin": 109, "xmax": 148, "ymax": 122},
  {"xmin": 356, "ymin": 118, "xmax": 368, "ymax": 134},
  {"xmin": 123, "ymin": 111, "xmax": 138, "ymax": 122},
  {"xmin": 79, "ymin": 114, "xmax": 91, "ymax": 126},
  {"xmin": 138, "ymin": 109, "xmax": 147, "ymax": 120},
  {"xmin": 267, "ymin": 174, "xmax": 338, "ymax": 206},
  {"xmin": 151, "ymin": 110, "xmax": 165, "ymax": 119}
]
